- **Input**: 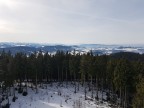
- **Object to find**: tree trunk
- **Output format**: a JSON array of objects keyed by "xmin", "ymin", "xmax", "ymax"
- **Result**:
[
  {"xmin": 91, "ymin": 76, "xmax": 93, "ymax": 98},
  {"xmin": 61, "ymin": 67, "xmax": 63, "ymax": 86},
  {"xmin": 58, "ymin": 66, "xmax": 60, "ymax": 82},
  {"xmin": 96, "ymin": 77, "xmax": 99, "ymax": 100},
  {"xmin": 46, "ymin": 75, "xmax": 48, "ymax": 82},
  {"xmin": 102, "ymin": 78, "xmax": 104, "ymax": 102},
  {"xmin": 74, "ymin": 72, "xmax": 76, "ymax": 93},
  {"xmin": 77, "ymin": 73, "xmax": 80, "ymax": 91},
  {"xmin": 119, "ymin": 87, "xmax": 122, "ymax": 108},
  {"xmin": 66, "ymin": 68, "xmax": 68, "ymax": 88},
  {"xmin": 84, "ymin": 75, "xmax": 87, "ymax": 100},
  {"xmin": 36, "ymin": 70, "xmax": 38, "ymax": 94},
  {"xmin": 124, "ymin": 86, "xmax": 127, "ymax": 108}
]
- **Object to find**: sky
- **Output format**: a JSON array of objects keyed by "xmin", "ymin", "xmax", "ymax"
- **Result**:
[{"xmin": 0, "ymin": 0, "xmax": 144, "ymax": 44}]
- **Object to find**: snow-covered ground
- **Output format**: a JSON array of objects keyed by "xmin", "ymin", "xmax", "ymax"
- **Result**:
[{"xmin": 6, "ymin": 82, "xmax": 111, "ymax": 108}]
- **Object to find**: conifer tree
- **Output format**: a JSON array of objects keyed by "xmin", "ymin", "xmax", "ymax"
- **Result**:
[{"xmin": 133, "ymin": 78, "xmax": 144, "ymax": 108}]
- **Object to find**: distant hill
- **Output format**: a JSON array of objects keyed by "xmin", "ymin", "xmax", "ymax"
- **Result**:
[{"xmin": 0, "ymin": 42, "xmax": 144, "ymax": 55}]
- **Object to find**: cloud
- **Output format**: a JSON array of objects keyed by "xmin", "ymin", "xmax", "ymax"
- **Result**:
[
  {"xmin": 0, "ymin": 19, "xmax": 16, "ymax": 33},
  {"xmin": 0, "ymin": 0, "xmax": 144, "ymax": 44}
]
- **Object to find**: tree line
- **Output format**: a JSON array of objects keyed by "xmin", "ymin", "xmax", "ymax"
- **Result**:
[{"xmin": 0, "ymin": 50, "xmax": 144, "ymax": 108}]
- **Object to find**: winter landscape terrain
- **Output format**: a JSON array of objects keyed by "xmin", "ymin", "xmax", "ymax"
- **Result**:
[
  {"xmin": 1, "ymin": 44, "xmax": 144, "ymax": 108},
  {"xmin": 2, "ymin": 82, "xmax": 110, "ymax": 108},
  {"xmin": 0, "ymin": 0, "xmax": 144, "ymax": 107},
  {"xmin": 0, "ymin": 42, "xmax": 144, "ymax": 108},
  {"xmin": 0, "ymin": 42, "xmax": 144, "ymax": 55}
]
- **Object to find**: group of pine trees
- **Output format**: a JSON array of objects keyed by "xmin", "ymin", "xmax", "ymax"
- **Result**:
[{"xmin": 0, "ymin": 50, "xmax": 144, "ymax": 108}]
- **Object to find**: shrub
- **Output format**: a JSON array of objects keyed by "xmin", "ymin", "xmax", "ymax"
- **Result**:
[
  {"xmin": 22, "ymin": 91, "xmax": 28, "ymax": 96},
  {"xmin": 12, "ymin": 96, "xmax": 18, "ymax": 102}
]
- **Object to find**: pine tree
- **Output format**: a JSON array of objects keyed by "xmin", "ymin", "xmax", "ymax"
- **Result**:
[{"xmin": 133, "ymin": 78, "xmax": 144, "ymax": 108}]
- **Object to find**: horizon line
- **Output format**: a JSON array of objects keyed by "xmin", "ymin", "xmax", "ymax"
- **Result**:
[{"xmin": 0, "ymin": 41, "xmax": 144, "ymax": 46}]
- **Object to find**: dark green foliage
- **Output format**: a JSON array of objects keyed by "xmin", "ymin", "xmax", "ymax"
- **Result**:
[
  {"xmin": 0, "ymin": 51, "xmax": 144, "ymax": 108},
  {"xmin": 133, "ymin": 78, "xmax": 144, "ymax": 108},
  {"xmin": 111, "ymin": 52, "xmax": 142, "ymax": 61}
]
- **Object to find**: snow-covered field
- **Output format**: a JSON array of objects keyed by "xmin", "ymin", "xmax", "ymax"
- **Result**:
[{"xmin": 7, "ymin": 82, "xmax": 111, "ymax": 108}]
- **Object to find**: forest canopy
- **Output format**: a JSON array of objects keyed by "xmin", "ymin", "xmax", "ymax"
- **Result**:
[{"xmin": 0, "ymin": 50, "xmax": 144, "ymax": 108}]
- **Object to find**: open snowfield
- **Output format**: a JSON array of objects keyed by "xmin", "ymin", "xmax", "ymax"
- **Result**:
[{"xmin": 7, "ymin": 82, "xmax": 111, "ymax": 108}]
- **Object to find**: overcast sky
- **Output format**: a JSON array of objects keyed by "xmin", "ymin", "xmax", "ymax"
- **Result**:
[{"xmin": 0, "ymin": 0, "xmax": 144, "ymax": 44}]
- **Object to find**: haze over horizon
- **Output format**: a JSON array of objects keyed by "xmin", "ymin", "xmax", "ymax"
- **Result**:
[{"xmin": 0, "ymin": 0, "xmax": 144, "ymax": 44}]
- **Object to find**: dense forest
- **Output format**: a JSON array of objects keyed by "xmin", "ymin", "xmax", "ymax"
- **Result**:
[{"xmin": 0, "ymin": 50, "xmax": 144, "ymax": 108}]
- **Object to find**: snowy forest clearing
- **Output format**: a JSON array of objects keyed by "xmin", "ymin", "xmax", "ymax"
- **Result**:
[
  {"xmin": 1, "ymin": 51, "xmax": 144, "ymax": 108},
  {"xmin": 6, "ymin": 82, "xmax": 111, "ymax": 108}
]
